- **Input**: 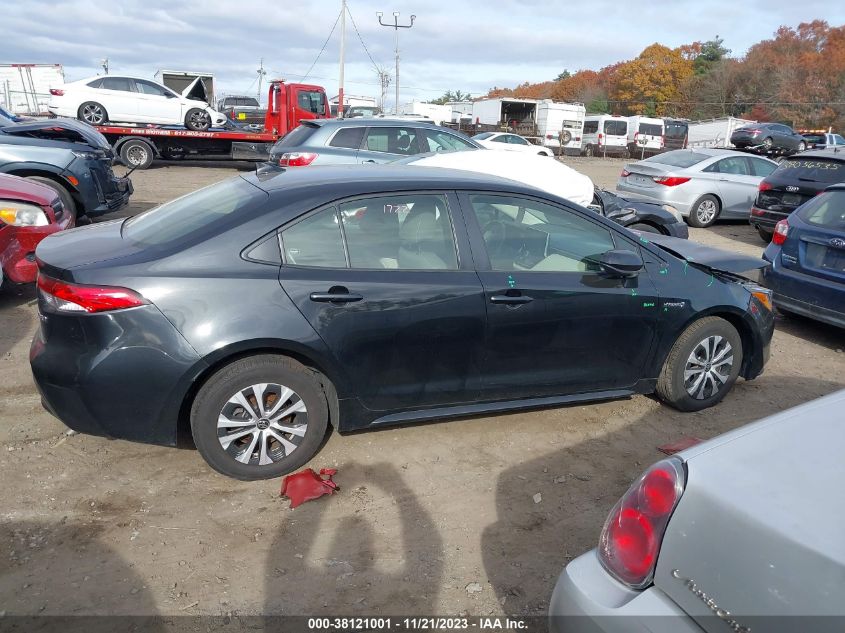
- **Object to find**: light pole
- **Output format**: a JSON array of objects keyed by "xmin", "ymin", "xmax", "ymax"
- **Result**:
[{"xmin": 376, "ymin": 10, "xmax": 415, "ymax": 114}]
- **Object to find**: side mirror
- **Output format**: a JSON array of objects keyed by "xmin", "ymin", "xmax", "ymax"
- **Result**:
[{"xmin": 598, "ymin": 249, "xmax": 643, "ymax": 278}]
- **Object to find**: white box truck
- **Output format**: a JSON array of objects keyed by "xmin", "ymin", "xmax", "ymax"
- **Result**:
[
  {"xmin": 446, "ymin": 100, "xmax": 473, "ymax": 123},
  {"xmin": 471, "ymin": 97, "xmax": 539, "ymax": 134},
  {"xmin": 0, "ymin": 63, "xmax": 64, "ymax": 115},
  {"xmin": 398, "ymin": 101, "xmax": 453, "ymax": 125},
  {"xmin": 687, "ymin": 117, "xmax": 756, "ymax": 148},
  {"xmin": 536, "ymin": 99, "xmax": 586, "ymax": 155}
]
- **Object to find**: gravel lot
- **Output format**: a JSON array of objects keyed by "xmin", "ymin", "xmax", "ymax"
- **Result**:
[{"xmin": 1, "ymin": 157, "xmax": 842, "ymax": 619}]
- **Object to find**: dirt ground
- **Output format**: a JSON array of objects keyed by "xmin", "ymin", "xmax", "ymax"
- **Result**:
[{"xmin": 1, "ymin": 157, "xmax": 843, "ymax": 619}]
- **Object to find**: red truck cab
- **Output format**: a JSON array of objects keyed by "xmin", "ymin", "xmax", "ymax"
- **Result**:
[{"xmin": 266, "ymin": 81, "xmax": 331, "ymax": 136}]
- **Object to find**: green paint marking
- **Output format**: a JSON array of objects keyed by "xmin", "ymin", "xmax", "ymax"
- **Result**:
[
  {"xmin": 659, "ymin": 268, "xmax": 669, "ymax": 275},
  {"xmin": 683, "ymin": 261, "xmax": 688, "ymax": 275},
  {"xmin": 630, "ymin": 288, "xmax": 638, "ymax": 297},
  {"xmin": 507, "ymin": 275, "xmax": 516, "ymax": 288},
  {"xmin": 663, "ymin": 307, "xmax": 669, "ymax": 312},
  {"xmin": 706, "ymin": 274, "xmax": 714, "ymax": 287},
  {"xmin": 639, "ymin": 237, "xmax": 650, "ymax": 244},
  {"xmin": 642, "ymin": 302, "xmax": 655, "ymax": 308}
]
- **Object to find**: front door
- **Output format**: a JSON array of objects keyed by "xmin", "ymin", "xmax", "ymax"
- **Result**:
[
  {"xmin": 460, "ymin": 192, "xmax": 660, "ymax": 400},
  {"xmin": 278, "ymin": 191, "xmax": 486, "ymax": 412},
  {"xmin": 132, "ymin": 79, "xmax": 181, "ymax": 124}
]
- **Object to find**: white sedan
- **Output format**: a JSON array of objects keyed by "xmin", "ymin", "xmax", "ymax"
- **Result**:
[
  {"xmin": 472, "ymin": 132, "xmax": 554, "ymax": 157},
  {"xmin": 47, "ymin": 75, "xmax": 227, "ymax": 131}
]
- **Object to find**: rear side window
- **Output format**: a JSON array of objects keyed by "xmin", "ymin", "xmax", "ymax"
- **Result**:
[
  {"xmin": 274, "ymin": 124, "xmax": 319, "ymax": 149},
  {"xmin": 604, "ymin": 120, "xmax": 627, "ymax": 136},
  {"xmin": 644, "ymin": 150, "xmax": 709, "ymax": 168},
  {"xmin": 583, "ymin": 121, "xmax": 599, "ymax": 134},
  {"xmin": 798, "ymin": 191, "xmax": 845, "ymax": 230},
  {"xmin": 473, "ymin": 132, "xmax": 494, "ymax": 140},
  {"xmin": 638, "ymin": 123, "xmax": 662, "ymax": 136},
  {"xmin": 328, "ymin": 127, "xmax": 365, "ymax": 149},
  {"xmin": 87, "ymin": 78, "xmax": 104, "ymax": 89},
  {"xmin": 100, "ymin": 77, "xmax": 133, "ymax": 92},
  {"xmin": 708, "ymin": 157, "xmax": 750, "ymax": 175},
  {"xmin": 775, "ymin": 159, "xmax": 845, "ymax": 184},
  {"xmin": 281, "ymin": 208, "xmax": 347, "ymax": 268},
  {"xmin": 123, "ymin": 178, "xmax": 266, "ymax": 246}
]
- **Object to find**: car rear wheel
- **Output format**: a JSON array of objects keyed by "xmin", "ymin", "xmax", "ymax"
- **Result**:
[
  {"xmin": 190, "ymin": 355, "xmax": 329, "ymax": 480},
  {"xmin": 185, "ymin": 108, "xmax": 211, "ymax": 131},
  {"xmin": 25, "ymin": 176, "xmax": 77, "ymax": 218},
  {"xmin": 762, "ymin": 137, "xmax": 773, "ymax": 150},
  {"xmin": 756, "ymin": 226, "xmax": 774, "ymax": 242},
  {"xmin": 656, "ymin": 317, "xmax": 743, "ymax": 412},
  {"xmin": 688, "ymin": 195, "xmax": 720, "ymax": 228},
  {"xmin": 583, "ymin": 145, "xmax": 594, "ymax": 157},
  {"xmin": 78, "ymin": 101, "xmax": 108, "ymax": 125},
  {"xmin": 119, "ymin": 139, "xmax": 154, "ymax": 169},
  {"xmin": 797, "ymin": 141, "xmax": 806, "ymax": 152}
]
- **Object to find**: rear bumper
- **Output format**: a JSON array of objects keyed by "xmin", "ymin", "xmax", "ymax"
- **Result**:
[
  {"xmin": 749, "ymin": 206, "xmax": 789, "ymax": 232},
  {"xmin": 762, "ymin": 258, "xmax": 845, "ymax": 328},
  {"xmin": 616, "ymin": 182, "xmax": 694, "ymax": 214},
  {"xmin": 0, "ymin": 214, "xmax": 74, "ymax": 284},
  {"xmin": 549, "ymin": 551, "xmax": 704, "ymax": 633},
  {"xmin": 29, "ymin": 304, "xmax": 204, "ymax": 446}
]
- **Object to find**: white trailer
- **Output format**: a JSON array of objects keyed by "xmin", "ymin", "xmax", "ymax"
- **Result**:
[
  {"xmin": 398, "ymin": 101, "xmax": 452, "ymax": 125},
  {"xmin": 155, "ymin": 69, "xmax": 215, "ymax": 105},
  {"xmin": 687, "ymin": 116, "xmax": 756, "ymax": 148},
  {"xmin": 446, "ymin": 100, "xmax": 473, "ymax": 123},
  {"xmin": 536, "ymin": 100, "xmax": 586, "ymax": 154},
  {"xmin": 471, "ymin": 97, "xmax": 538, "ymax": 130},
  {"xmin": 0, "ymin": 63, "xmax": 64, "ymax": 115}
]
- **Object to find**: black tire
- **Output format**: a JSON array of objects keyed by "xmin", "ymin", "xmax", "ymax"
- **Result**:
[
  {"xmin": 25, "ymin": 176, "xmax": 77, "ymax": 218},
  {"xmin": 688, "ymin": 194, "xmax": 721, "ymax": 228},
  {"xmin": 190, "ymin": 355, "xmax": 329, "ymax": 480},
  {"xmin": 656, "ymin": 317, "xmax": 743, "ymax": 412},
  {"xmin": 119, "ymin": 139, "xmax": 154, "ymax": 169},
  {"xmin": 583, "ymin": 145, "xmax": 594, "ymax": 157},
  {"xmin": 77, "ymin": 101, "xmax": 108, "ymax": 125},
  {"xmin": 756, "ymin": 226, "xmax": 774, "ymax": 242},
  {"xmin": 184, "ymin": 108, "xmax": 211, "ymax": 131},
  {"xmin": 628, "ymin": 222, "xmax": 663, "ymax": 234}
]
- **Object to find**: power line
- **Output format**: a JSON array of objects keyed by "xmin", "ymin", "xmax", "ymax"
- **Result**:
[
  {"xmin": 346, "ymin": 2, "xmax": 381, "ymax": 72},
  {"xmin": 299, "ymin": 8, "xmax": 343, "ymax": 82}
]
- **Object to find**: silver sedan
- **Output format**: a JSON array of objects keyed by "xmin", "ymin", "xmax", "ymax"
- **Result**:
[
  {"xmin": 617, "ymin": 148, "xmax": 778, "ymax": 228},
  {"xmin": 549, "ymin": 389, "xmax": 845, "ymax": 633}
]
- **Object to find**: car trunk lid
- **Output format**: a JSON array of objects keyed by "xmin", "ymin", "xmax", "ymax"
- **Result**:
[
  {"xmin": 756, "ymin": 156, "xmax": 845, "ymax": 213},
  {"xmin": 652, "ymin": 390, "xmax": 845, "ymax": 630},
  {"xmin": 780, "ymin": 192, "xmax": 845, "ymax": 284}
]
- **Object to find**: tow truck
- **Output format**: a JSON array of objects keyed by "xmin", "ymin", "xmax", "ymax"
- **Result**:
[{"xmin": 93, "ymin": 80, "xmax": 330, "ymax": 169}]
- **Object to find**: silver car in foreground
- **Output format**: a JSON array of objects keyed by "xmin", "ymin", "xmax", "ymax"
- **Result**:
[
  {"xmin": 549, "ymin": 389, "xmax": 845, "ymax": 633},
  {"xmin": 617, "ymin": 149, "xmax": 778, "ymax": 228}
]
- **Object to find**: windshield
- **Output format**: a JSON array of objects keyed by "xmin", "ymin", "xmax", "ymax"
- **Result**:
[
  {"xmin": 775, "ymin": 158, "xmax": 845, "ymax": 183},
  {"xmin": 638, "ymin": 123, "xmax": 662, "ymax": 136},
  {"xmin": 798, "ymin": 190, "xmax": 845, "ymax": 230},
  {"xmin": 644, "ymin": 150, "xmax": 709, "ymax": 168},
  {"xmin": 123, "ymin": 178, "xmax": 267, "ymax": 247}
]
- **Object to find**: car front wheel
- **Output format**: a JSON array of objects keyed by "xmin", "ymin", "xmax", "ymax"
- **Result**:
[
  {"xmin": 656, "ymin": 317, "xmax": 743, "ymax": 412},
  {"xmin": 185, "ymin": 108, "xmax": 211, "ymax": 131},
  {"xmin": 190, "ymin": 355, "xmax": 329, "ymax": 480}
]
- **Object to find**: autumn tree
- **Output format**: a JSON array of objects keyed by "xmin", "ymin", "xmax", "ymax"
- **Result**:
[{"xmin": 612, "ymin": 44, "xmax": 694, "ymax": 116}]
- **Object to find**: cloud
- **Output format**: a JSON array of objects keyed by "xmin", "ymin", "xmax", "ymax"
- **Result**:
[{"xmin": 4, "ymin": 0, "xmax": 843, "ymax": 107}]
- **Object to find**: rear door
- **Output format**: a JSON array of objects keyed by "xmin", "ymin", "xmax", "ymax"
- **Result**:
[
  {"xmin": 704, "ymin": 156, "xmax": 761, "ymax": 217},
  {"xmin": 278, "ymin": 191, "xmax": 487, "ymax": 412},
  {"xmin": 96, "ymin": 76, "xmax": 137, "ymax": 121},
  {"xmin": 357, "ymin": 126, "xmax": 422, "ymax": 163},
  {"xmin": 459, "ymin": 192, "xmax": 660, "ymax": 400}
]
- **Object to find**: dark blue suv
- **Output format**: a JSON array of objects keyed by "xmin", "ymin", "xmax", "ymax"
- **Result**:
[{"xmin": 763, "ymin": 184, "xmax": 845, "ymax": 328}]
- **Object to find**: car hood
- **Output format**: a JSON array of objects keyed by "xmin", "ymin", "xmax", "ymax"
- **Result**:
[
  {"xmin": 654, "ymin": 390, "xmax": 845, "ymax": 628},
  {"xmin": 643, "ymin": 233, "xmax": 768, "ymax": 274},
  {"xmin": 181, "ymin": 76, "xmax": 211, "ymax": 104},
  {"xmin": 0, "ymin": 117, "xmax": 112, "ymax": 152}
]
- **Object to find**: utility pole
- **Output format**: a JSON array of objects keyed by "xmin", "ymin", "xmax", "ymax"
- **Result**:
[
  {"xmin": 257, "ymin": 58, "xmax": 267, "ymax": 102},
  {"xmin": 101, "ymin": 58, "xmax": 109, "ymax": 75},
  {"xmin": 338, "ymin": 0, "xmax": 347, "ymax": 118},
  {"xmin": 377, "ymin": 10, "xmax": 415, "ymax": 113},
  {"xmin": 376, "ymin": 66, "xmax": 391, "ymax": 112}
]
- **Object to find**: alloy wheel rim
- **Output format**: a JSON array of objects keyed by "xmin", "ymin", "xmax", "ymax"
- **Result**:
[
  {"xmin": 83, "ymin": 104, "xmax": 104, "ymax": 124},
  {"xmin": 217, "ymin": 383, "xmax": 308, "ymax": 466},
  {"xmin": 684, "ymin": 335, "xmax": 733, "ymax": 400},
  {"xmin": 190, "ymin": 111, "xmax": 210, "ymax": 128},
  {"xmin": 697, "ymin": 200, "xmax": 717, "ymax": 224}
]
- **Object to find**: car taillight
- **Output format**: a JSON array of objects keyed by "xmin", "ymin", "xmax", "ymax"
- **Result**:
[
  {"xmin": 598, "ymin": 458, "xmax": 685, "ymax": 588},
  {"xmin": 758, "ymin": 181, "xmax": 773, "ymax": 192},
  {"xmin": 37, "ymin": 274, "xmax": 147, "ymax": 314},
  {"xmin": 772, "ymin": 219, "xmax": 790, "ymax": 245},
  {"xmin": 278, "ymin": 152, "xmax": 318, "ymax": 167},
  {"xmin": 634, "ymin": 132, "xmax": 639, "ymax": 141},
  {"xmin": 621, "ymin": 169, "xmax": 631, "ymax": 177},
  {"xmin": 652, "ymin": 176, "xmax": 690, "ymax": 187},
  {"xmin": 49, "ymin": 88, "xmax": 65, "ymax": 96}
]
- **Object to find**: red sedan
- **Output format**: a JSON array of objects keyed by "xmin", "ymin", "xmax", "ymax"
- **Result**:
[{"xmin": 1, "ymin": 173, "xmax": 75, "ymax": 288}]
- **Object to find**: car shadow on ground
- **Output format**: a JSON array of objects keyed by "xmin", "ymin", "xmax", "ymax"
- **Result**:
[
  {"xmin": 0, "ymin": 520, "xmax": 165, "ymax": 631},
  {"xmin": 114, "ymin": 160, "xmax": 257, "ymax": 174},
  {"xmin": 480, "ymin": 375, "xmax": 845, "ymax": 617},
  {"xmin": 774, "ymin": 311, "xmax": 845, "ymax": 350},
  {"xmin": 263, "ymin": 462, "xmax": 444, "ymax": 615},
  {"xmin": 0, "ymin": 282, "xmax": 37, "ymax": 359}
]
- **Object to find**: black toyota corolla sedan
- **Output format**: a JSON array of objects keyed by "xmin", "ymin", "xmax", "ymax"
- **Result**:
[{"xmin": 31, "ymin": 165, "xmax": 774, "ymax": 480}]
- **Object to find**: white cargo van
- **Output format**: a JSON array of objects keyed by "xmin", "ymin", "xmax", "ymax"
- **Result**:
[
  {"xmin": 626, "ymin": 115, "xmax": 664, "ymax": 155},
  {"xmin": 536, "ymin": 100, "xmax": 586, "ymax": 155},
  {"xmin": 581, "ymin": 115, "xmax": 629, "ymax": 156}
]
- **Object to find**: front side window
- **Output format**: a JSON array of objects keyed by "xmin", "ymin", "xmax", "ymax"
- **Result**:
[
  {"xmin": 296, "ymin": 90, "xmax": 326, "ymax": 115},
  {"xmin": 426, "ymin": 130, "xmax": 475, "ymax": 152},
  {"xmin": 508, "ymin": 135, "xmax": 530, "ymax": 145},
  {"xmin": 134, "ymin": 80, "xmax": 169, "ymax": 97},
  {"xmin": 491, "ymin": 135, "xmax": 510, "ymax": 144},
  {"xmin": 834, "ymin": 135, "xmax": 845, "ymax": 145},
  {"xmin": 364, "ymin": 127, "xmax": 420, "ymax": 155},
  {"xmin": 468, "ymin": 194, "xmax": 616, "ymax": 272},
  {"xmin": 281, "ymin": 207, "xmax": 347, "ymax": 268},
  {"xmin": 713, "ymin": 157, "xmax": 750, "ymax": 175},
  {"xmin": 340, "ymin": 194, "xmax": 458, "ymax": 270}
]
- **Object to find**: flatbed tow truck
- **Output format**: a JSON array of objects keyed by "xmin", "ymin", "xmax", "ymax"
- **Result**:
[{"xmin": 94, "ymin": 79, "xmax": 330, "ymax": 169}]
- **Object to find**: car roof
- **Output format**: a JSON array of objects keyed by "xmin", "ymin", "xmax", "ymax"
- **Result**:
[
  {"xmin": 75, "ymin": 75, "xmax": 163, "ymax": 83},
  {"xmin": 246, "ymin": 164, "xmax": 553, "ymax": 198}
]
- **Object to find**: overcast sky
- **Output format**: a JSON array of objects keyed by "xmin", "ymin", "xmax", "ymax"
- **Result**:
[{"xmin": 4, "ymin": 0, "xmax": 844, "ymax": 107}]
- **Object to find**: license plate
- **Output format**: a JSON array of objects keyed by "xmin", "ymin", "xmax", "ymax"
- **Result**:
[
  {"xmin": 805, "ymin": 243, "xmax": 845, "ymax": 272},
  {"xmin": 633, "ymin": 175, "xmax": 652, "ymax": 185},
  {"xmin": 782, "ymin": 193, "xmax": 802, "ymax": 206},
  {"xmin": 238, "ymin": 113, "xmax": 246, "ymax": 120}
]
